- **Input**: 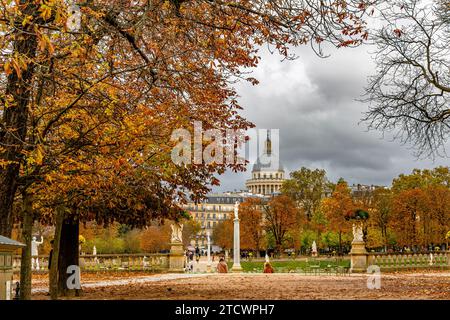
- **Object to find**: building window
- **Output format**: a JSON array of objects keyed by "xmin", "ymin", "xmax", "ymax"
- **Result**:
[{"xmin": 213, "ymin": 213, "xmax": 216, "ymax": 219}]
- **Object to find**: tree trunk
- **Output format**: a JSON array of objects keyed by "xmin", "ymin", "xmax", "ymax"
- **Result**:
[
  {"xmin": 0, "ymin": 169, "xmax": 19, "ymax": 237},
  {"xmin": 0, "ymin": 2, "xmax": 39, "ymax": 237},
  {"xmin": 49, "ymin": 207, "xmax": 64, "ymax": 300},
  {"xmin": 19, "ymin": 193, "xmax": 33, "ymax": 300},
  {"xmin": 57, "ymin": 217, "xmax": 80, "ymax": 297},
  {"xmin": 338, "ymin": 231, "xmax": 342, "ymax": 256},
  {"xmin": 276, "ymin": 242, "xmax": 282, "ymax": 257}
]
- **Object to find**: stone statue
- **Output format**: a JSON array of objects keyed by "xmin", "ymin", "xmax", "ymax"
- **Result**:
[
  {"xmin": 143, "ymin": 256, "xmax": 149, "ymax": 269},
  {"xmin": 92, "ymin": 245, "xmax": 98, "ymax": 264},
  {"xmin": 31, "ymin": 236, "xmax": 43, "ymax": 270},
  {"xmin": 171, "ymin": 223, "xmax": 183, "ymax": 243},
  {"xmin": 352, "ymin": 223, "xmax": 364, "ymax": 242},
  {"xmin": 311, "ymin": 241, "xmax": 318, "ymax": 257},
  {"xmin": 234, "ymin": 201, "xmax": 240, "ymax": 219}
]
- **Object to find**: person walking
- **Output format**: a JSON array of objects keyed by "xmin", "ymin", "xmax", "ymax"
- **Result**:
[{"xmin": 188, "ymin": 251, "xmax": 194, "ymax": 272}]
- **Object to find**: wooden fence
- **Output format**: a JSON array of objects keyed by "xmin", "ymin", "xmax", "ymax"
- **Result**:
[{"xmin": 13, "ymin": 253, "xmax": 170, "ymax": 273}]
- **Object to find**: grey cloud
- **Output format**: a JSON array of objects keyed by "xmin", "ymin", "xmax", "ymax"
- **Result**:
[{"xmin": 211, "ymin": 44, "xmax": 449, "ymax": 192}]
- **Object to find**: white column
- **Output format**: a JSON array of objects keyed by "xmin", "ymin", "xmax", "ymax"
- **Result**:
[{"xmin": 232, "ymin": 202, "xmax": 242, "ymax": 272}]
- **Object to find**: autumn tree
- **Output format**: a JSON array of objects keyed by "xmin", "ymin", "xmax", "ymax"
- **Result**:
[
  {"xmin": 389, "ymin": 167, "xmax": 450, "ymax": 249},
  {"xmin": 140, "ymin": 223, "xmax": 171, "ymax": 253},
  {"xmin": 0, "ymin": 0, "xmax": 376, "ymax": 299},
  {"xmin": 182, "ymin": 219, "xmax": 202, "ymax": 248},
  {"xmin": 239, "ymin": 197, "xmax": 265, "ymax": 256},
  {"xmin": 421, "ymin": 185, "xmax": 450, "ymax": 245},
  {"xmin": 368, "ymin": 188, "xmax": 392, "ymax": 251},
  {"xmin": 0, "ymin": 0, "xmax": 379, "ymax": 237},
  {"xmin": 390, "ymin": 188, "xmax": 424, "ymax": 248},
  {"xmin": 321, "ymin": 180, "xmax": 354, "ymax": 255},
  {"xmin": 212, "ymin": 217, "xmax": 233, "ymax": 251},
  {"xmin": 263, "ymin": 195, "xmax": 300, "ymax": 254}
]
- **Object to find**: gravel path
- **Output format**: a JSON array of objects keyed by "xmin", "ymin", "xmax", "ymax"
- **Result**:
[{"xmin": 30, "ymin": 272, "xmax": 450, "ymax": 300}]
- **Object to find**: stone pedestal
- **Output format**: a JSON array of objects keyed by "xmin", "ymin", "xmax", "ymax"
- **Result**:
[
  {"xmin": 350, "ymin": 241, "xmax": 368, "ymax": 273},
  {"xmin": 231, "ymin": 218, "xmax": 242, "ymax": 272},
  {"xmin": 169, "ymin": 242, "xmax": 185, "ymax": 273}
]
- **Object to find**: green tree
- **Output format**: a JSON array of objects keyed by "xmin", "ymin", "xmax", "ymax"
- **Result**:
[
  {"xmin": 282, "ymin": 167, "xmax": 330, "ymax": 221},
  {"xmin": 392, "ymin": 167, "xmax": 450, "ymax": 192}
]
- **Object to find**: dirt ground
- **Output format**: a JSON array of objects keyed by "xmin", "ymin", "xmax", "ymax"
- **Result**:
[{"xmin": 28, "ymin": 272, "xmax": 450, "ymax": 300}]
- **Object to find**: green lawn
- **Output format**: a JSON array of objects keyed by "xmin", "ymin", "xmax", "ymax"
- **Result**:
[{"xmin": 227, "ymin": 259, "xmax": 351, "ymax": 273}]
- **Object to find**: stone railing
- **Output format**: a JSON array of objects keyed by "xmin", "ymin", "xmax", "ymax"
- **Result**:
[
  {"xmin": 13, "ymin": 253, "xmax": 170, "ymax": 273},
  {"xmin": 367, "ymin": 251, "xmax": 449, "ymax": 271}
]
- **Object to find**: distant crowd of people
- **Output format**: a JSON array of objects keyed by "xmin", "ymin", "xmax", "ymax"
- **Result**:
[{"xmin": 185, "ymin": 247, "xmax": 277, "ymax": 274}]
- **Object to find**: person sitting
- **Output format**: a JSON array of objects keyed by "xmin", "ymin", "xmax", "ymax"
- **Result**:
[
  {"xmin": 263, "ymin": 262, "xmax": 274, "ymax": 273},
  {"xmin": 216, "ymin": 258, "xmax": 228, "ymax": 273}
]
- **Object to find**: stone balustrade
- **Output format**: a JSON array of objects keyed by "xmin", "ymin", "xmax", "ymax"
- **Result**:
[
  {"xmin": 367, "ymin": 251, "xmax": 449, "ymax": 271},
  {"xmin": 13, "ymin": 253, "xmax": 170, "ymax": 273}
]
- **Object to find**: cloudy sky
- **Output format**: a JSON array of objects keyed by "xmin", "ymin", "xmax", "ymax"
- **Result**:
[{"xmin": 211, "ymin": 43, "xmax": 449, "ymax": 193}]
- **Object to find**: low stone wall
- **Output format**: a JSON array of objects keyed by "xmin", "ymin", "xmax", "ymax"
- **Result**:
[
  {"xmin": 13, "ymin": 253, "xmax": 170, "ymax": 273},
  {"xmin": 367, "ymin": 251, "xmax": 449, "ymax": 271}
]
